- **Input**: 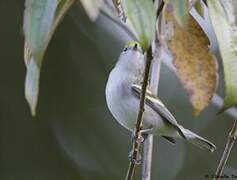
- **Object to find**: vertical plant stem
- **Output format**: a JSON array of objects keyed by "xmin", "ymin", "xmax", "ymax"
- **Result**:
[
  {"xmin": 142, "ymin": 1, "xmax": 163, "ymax": 179},
  {"xmin": 125, "ymin": 47, "xmax": 153, "ymax": 180},
  {"xmin": 142, "ymin": 56, "xmax": 161, "ymax": 180},
  {"xmin": 125, "ymin": 1, "xmax": 164, "ymax": 177},
  {"xmin": 142, "ymin": 135, "xmax": 154, "ymax": 180},
  {"xmin": 215, "ymin": 120, "xmax": 237, "ymax": 180}
]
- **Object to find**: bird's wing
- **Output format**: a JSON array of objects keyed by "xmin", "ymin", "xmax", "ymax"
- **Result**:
[{"xmin": 131, "ymin": 84, "xmax": 185, "ymax": 138}]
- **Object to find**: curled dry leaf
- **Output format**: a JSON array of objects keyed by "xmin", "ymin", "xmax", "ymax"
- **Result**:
[{"xmin": 165, "ymin": 10, "xmax": 218, "ymax": 115}]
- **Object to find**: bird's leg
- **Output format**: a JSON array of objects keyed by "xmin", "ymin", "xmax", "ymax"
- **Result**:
[
  {"xmin": 140, "ymin": 127, "xmax": 153, "ymax": 142},
  {"xmin": 128, "ymin": 128, "xmax": 153, "ymax": 164},
  {"xmin": 130, "ymin": 132, "xmax": 144, "ymax": 143},
  {"xmin": 140, "ymin": 128, "xmax": 153, "ymax": 135},
  {"xmin": 130, "ymin": 128, "xmax": 153, "ymax": 143}
]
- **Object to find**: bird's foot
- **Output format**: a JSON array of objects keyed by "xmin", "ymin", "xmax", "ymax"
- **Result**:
[
  {"xmin": 128, "ymin": 150, "xmax": 142, "ymax": 165},
  {"xmin": 130, "ymin": 132, "xmax": 147, "ymax": 144},
  {"xmin": 130, "ymin": 127, "xmax": 153, "ymax": 143},
  {"xmin": 128, "ymin": 128, "xmax": 153, "ymax": 165}
]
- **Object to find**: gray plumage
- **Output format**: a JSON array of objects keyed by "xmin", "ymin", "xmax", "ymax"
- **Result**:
[{"xmin": 105, "ymin": 43, "xmax": 216, "ymax": 152}]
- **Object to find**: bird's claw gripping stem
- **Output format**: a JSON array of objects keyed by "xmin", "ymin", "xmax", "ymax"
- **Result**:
[{"xmin": 128, "ymin": 150, "xmax": 142, "ymax": 165}]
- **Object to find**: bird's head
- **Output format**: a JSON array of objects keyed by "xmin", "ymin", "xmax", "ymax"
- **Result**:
[{"xmin": 115, "ymin": 42, "xmax": 145, "ymax": 78}]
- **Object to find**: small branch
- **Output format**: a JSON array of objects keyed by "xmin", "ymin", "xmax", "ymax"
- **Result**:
[
  {"xmin": 142, "ymin": 46, "xmax": 160, "ymax": 180},
  {"xmin": 142, "ymin": 135, "xmax": 154, "ymax": 180},
  {"xmin": 125, "ymin": 46, "xmax": 153, "ymax": 180},
  {"xmin": 142, "ymin": 50, "xmax": 162, "ymax": 180},
  {"xmin": 156, "ymin": 1, "xmax": 165, "ymax": 20},
  {"xmin": 125, "ymin": 0, "xmax": 165, "ymax": 178},
  {"xmin": 142, "ymin": 1, "xmax": 164, "ymax": 180},
  {"xmin": 215, "ymin": 120, "xmax": 237, "ymax": 180},
  {"xmin": 112, "ymin": 0, "xmax": 127, "ymax": 22}
]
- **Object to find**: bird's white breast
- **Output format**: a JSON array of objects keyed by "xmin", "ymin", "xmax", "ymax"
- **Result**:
[
  {"xmin": 105, "ymin": 68, "xmax": 138, "ymax": 130},
  {"xmin": 105, "ymin": 68, "xmax": 165, "ymax": 133}
]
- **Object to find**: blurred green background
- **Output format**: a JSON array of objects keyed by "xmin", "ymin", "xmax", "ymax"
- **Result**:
[{"xmin": 0, "ymin": 1, "xmax": 237, "ymax": 179}]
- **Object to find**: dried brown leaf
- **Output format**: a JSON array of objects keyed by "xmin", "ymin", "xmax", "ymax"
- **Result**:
[{"xmin": 165, "ymin": 10, "xmax": 218, "ymax": 115}]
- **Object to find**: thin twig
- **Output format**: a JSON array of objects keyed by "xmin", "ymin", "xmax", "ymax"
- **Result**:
[
  {"xmin": 125, "ymin": 2, "xmax": 165, "ymax": 179},
  {"xmin": 112, "ymin": 0, "xmax": 127, "ymax": 22},
  {"xmin": 215, "ymin": 120, "xmax": 237, "ymax": 180},
  {"xmin": 156, "ymin": 1, "xmax": 165, "ymax": 20},
  {"xmin": 142, "ymin": 1, "xmax": 164, "ymax": 180},
  {"xmin": 125, "ymin": 46, "xmax": 153, "ymax": 180},
  {"xmin": 142, "ymin": 49, "xmax": 162, "ymax": 180},
  {"xmin": 142, "ymin": 135, "xmax": 154, "ymax": 180}
]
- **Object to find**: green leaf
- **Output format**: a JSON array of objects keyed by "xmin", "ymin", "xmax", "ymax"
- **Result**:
[
  {"xmin": 80, "ymin": 0, "xmax": 104, "ymax": 21},
  {"xmin": 24, "ymin": 45, "xmax": 40, "ymax": 116},
  {"xmin": 207, "ymin": 0, "xmax": 237, "ymax": 110},
  {"xmin": 24, "ymin": 0, "xmax": 75, "ymax": 116},
  {"xmin": 169, "ymin": 0, "xmax": 188, "ymax": 26},
  {"xmin": 24, "ymin": 0, "xmax": 57, "ymax": 63},
  {"xmin": 122, "ymin": 0, "xmax": 156, "ymax": 50}
]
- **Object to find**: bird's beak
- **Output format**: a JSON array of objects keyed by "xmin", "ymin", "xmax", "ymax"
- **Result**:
[{"xmin": 133, "ymin": 43, "xmax": 138, "ymax": 50}]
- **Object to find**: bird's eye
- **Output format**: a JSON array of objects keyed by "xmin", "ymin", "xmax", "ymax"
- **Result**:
[{"xmin": 123, "ymin": 47, "xmax": 128, "ymax": 52}]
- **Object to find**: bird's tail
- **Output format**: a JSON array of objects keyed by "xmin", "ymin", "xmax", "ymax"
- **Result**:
[{"xmin": 179, "ymin": 126, "xmax": 216, "ymax": 152}]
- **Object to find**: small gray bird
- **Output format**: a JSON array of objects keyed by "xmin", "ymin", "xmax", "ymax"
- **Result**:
[{"xmin": 105, "ymin": 42, "xmax": 216, "ymax": 152}]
